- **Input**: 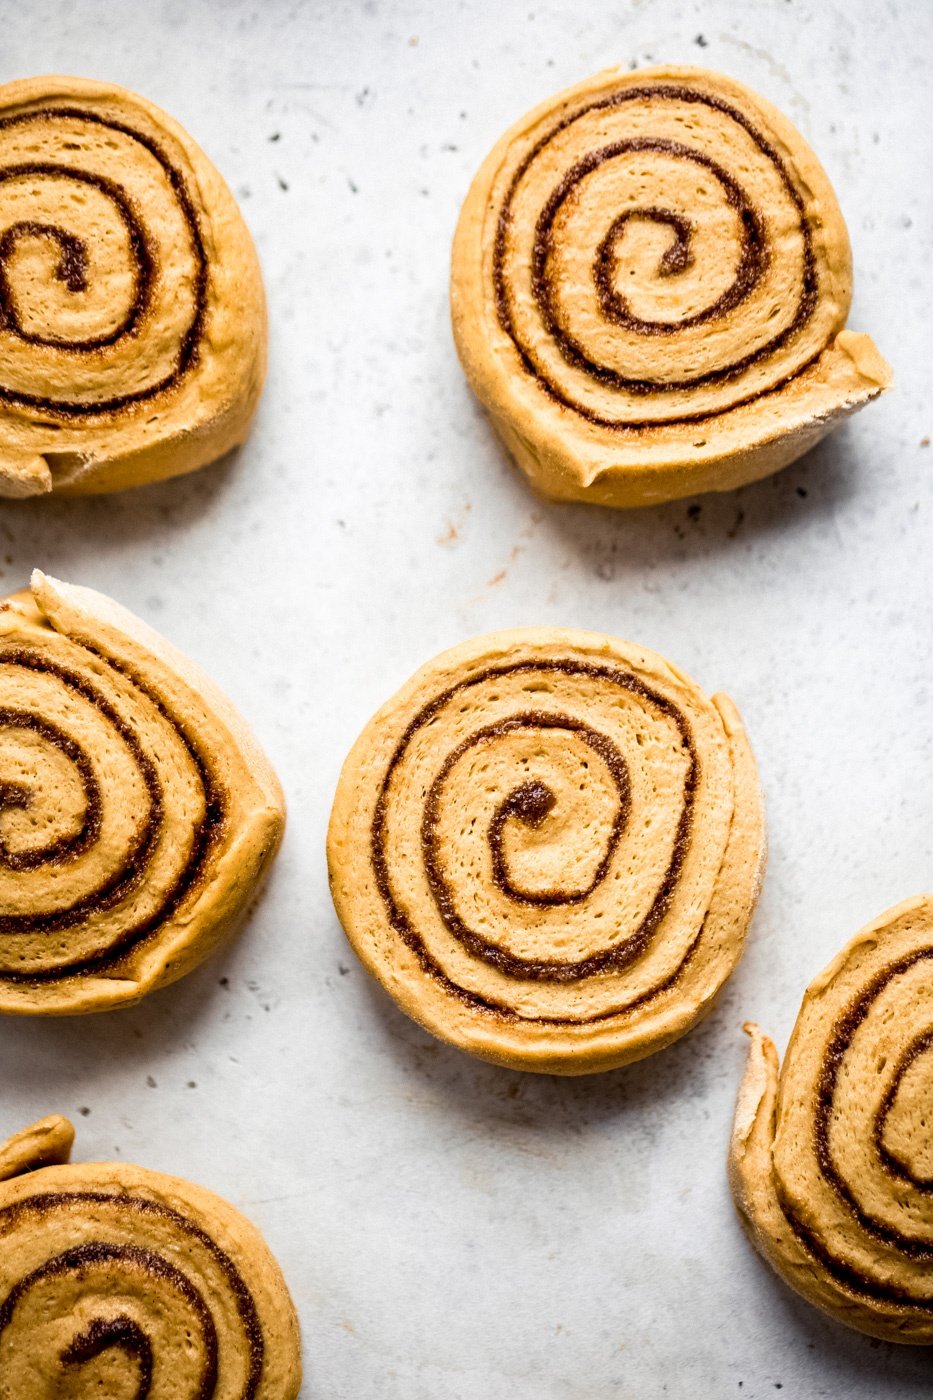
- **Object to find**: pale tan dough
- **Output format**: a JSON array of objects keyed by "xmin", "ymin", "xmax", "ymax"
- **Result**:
[
  {"xmin": 328, "ymin": 628, "xmax": 765, "ymax": 1074},
  {"xmin": 0, "ymin": 1117, "xmax": 302, "ymax": 1397},
  {"xmin": 730, "ymin": 895, "xmax": 933, "ymax": 1343},
  {"xmin": 0, "ymin": 75, "xmax": 267, "ymax": 497},
  {"xmin": 451, "ymin": 65, "xmax": 891, "ymax": 508},
  {"xmin": 0, "ymin": 571, "xmax": 285, "ymax": 1014}
]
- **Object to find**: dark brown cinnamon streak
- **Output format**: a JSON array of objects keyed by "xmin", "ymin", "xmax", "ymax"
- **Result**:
[
  {"xmin": 0, "ymin": 644, "xmax": 226, "ymax": 982},
  {"xmin": 0, "ymin": 1191, "xmax": 264, "ymax": 1397},
  {"xmin": 0, "ymin": 106, "xmax": 207, "ymax": 417},
  {"xmin": 494, "ymin": 83, "xmax": 818, "ymax": 427},
  {"xmin": 62, "ymin": 1316, "xmax": 155, "ymax": 1400},
  {"xmin": 370, "ymin": 658, "xmax": 698, "ymax": 1024}
]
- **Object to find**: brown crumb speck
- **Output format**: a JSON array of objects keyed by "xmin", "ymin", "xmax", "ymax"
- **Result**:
[{"xmin": 727, "ymin": 508, "xmax": 745, "ymax": 539}]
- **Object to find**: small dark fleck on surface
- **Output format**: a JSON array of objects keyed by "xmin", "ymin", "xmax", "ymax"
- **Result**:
[
  {"xmin": 338, "ymin": 963, "xmax": 350, "ymax": 976},
  {"xmin": 219, "ymin": 976, "xmax": 230, "ymax": 988},
  {"xmin": 694, "ymin": 33, "xmax": 708, "ymax": 46},
  {"xmin": 687, "ymin": 503, "xmax": 701, "ymax": 522},
  {"xmin": 276, "ymin": 173, "xmax": 289, "ymax": 191},
  {"xmin": 186, "ymin": 1081, "xmax": 197, "ymax": 1090},
  {"xmin": 796, "ymin": 486, "xmax": 808, "ymax": 497},
  {"xmin": 727, "ymin": 508, "xmax": 745, "ymax": 539},
  {"xmin": 268, "ymin": 131, "xmax": 281, "ymax": 142},
  {"xmin": 348, "ymin": 177, "xmax": 359, "ymax": 194},
  {"xmin": 920, "ymin": 437, "xmax": 930, "ymax": 448},
  {"xmin": 146, "ymin": 1075, "xmax": 157, "ymax": 1089},
  {"xmin": 78, "ymin": 1107, "xmax": 91, "ymax": 1117}
]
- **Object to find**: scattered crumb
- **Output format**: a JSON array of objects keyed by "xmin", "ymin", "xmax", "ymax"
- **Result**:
[
  {"xmin": 437, "ymin": 502, "xmax": 472, "ymax": 546},
  {"xmin": 78, "ymin": 1107, "xmax": 91, "ymax": 1117},
  {"xmin": 146, "ymin": 1076, "xmax": 157, "ymax": 1089},
  {"xmin": 727, "ymin": 508, "xmax": 745, "ymax": 539}
]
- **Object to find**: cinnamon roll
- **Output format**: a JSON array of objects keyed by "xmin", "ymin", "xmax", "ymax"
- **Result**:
[
  {"xmin": 0, "ymin": 571, "xmax": 284, "ymax": 1014},
  {"xmin": 0, "ymin": 1116, "xmax": 301, "ymax": 1395},
  {"xmin": 0, "ymin": 76, "xmax": 266, "ymax": 497},
  {"xmin": 451, "ymin": 66, "xmax": 891, "ymax": 507},
  {"xmin": 731, "ymin": 895, "xmax": 933, "ymax": 1343},
  {"xmin": 328, "ymin": 628, "xmax": 765, "ymax": 1073}
]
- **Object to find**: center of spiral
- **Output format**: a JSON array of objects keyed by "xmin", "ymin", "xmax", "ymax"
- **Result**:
[
  {"xmin": 595, "ymin": 208, "xmax": 695, "ymax": 317},
  {"xmin": 62, "ymin": 1315, "xmax": 154, "ymax": 1400},
  {"xmin": 0, "ymin": 709, "xmax": 99, "ymax": 872},
  {"xmin": 499, "ymin": 779, "xmax": 557, "ymax": 828}
]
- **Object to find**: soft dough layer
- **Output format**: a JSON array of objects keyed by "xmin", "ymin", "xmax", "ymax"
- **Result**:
[
  {"xmin": 0, "ymin": 571, "xmax": 285, "ymax": 1014},
  {"xmin": 328, "ymin": 628, "xmax": 766, "ymax": 1074},
  {"xmin": 0, "ymin": 75, "xmax": 267, "ymax": 497},
  {"xmin": 730, "ymin": 895, "xmax": 933, "ymax": 1343},
  {"xmin": 451, "ymin": 65, "xmax": 891, "ymax": 507},
  {"xmin": 0, "ymin": 1117, "xmax": 302, "ymax": 1397}
]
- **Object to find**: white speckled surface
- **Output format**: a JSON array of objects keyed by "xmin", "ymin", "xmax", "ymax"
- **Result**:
[{"xmin": 0, "ymin": 1, "xmax": 931, "ymax": 1396}]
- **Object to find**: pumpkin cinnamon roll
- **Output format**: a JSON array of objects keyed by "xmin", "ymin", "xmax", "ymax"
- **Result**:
[
  {"xmin": 0, "ymin": 76, "xmax": 266, "ymax": 497},
  {"xmin": 451, "ymin": 66, "xmax": 891, "ymax": 508},
  {"xmin": 0, "ymin": 1116, "xmax": 301, "ymax": 1396},
  {"xmin": 328, "ymin": 628, "xmax": 765, "ymax": 1074},
  {"xmin": 0, "ymin": 571, "xmax": 284, "ymax": 1014},
  {"xmin": 731, "ymin": 895, "xmax": 933, "ymax": 1343}
]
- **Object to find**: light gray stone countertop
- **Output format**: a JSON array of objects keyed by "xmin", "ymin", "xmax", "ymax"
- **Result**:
[{"xmin": 0, "ymin": 2, "xmax": 930, "ymax": 1396}]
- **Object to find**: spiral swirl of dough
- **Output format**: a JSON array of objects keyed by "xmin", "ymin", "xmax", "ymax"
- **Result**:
[
  {"xmin": 451, "ymin": 66, "xmax": 890, "ymax": 507},
  {"xmin": 731, "ymin": 895, "xmax": 933, "ymax": 1343},
  {"xmin": 0, "ymin": 1117, "xmax": 301, "ymax": 1397},
  {"xmin": 0, "ymin": 76, "xmax": 266, "ymax": 497},
  {"xmin": 0, "ymin": 571, "xmax": 284, "ymax": 1014},
  {"xmin": 328, "ymin": 629, "xmax": 765, "ymax": 1074}
]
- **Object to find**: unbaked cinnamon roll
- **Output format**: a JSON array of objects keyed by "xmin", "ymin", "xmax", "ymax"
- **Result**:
[
  {"xmin": 0, "ymin": 1116, "xmax": 301, "ymax": 1395},
  {"xmin": 0, "ymin": 76, "xmax": 266, "ymax": 497},
  {"xmin": 731, "ymin": 895, "xmax": 933, "ymax": 1343},
  {"xmin": 452, "ymin": 66, "xmax": 890, "ymax": 507},
  {"xmin": 0, "ymin": 571, "xmax": 284, "ymax": 1013},
  {"xmin": 328, "ymin": 628, "xmax": 765, "ymax": 1073}
]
